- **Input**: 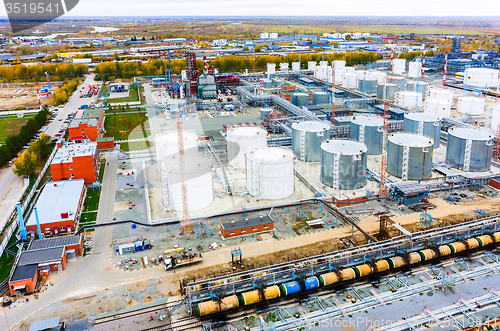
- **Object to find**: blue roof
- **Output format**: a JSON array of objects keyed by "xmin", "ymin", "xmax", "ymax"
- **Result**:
[{"xmin": 29, "ymin": 317, "xmax": 60, "ymax": 331}]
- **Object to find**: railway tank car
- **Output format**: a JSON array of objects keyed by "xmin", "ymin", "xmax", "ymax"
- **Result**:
[{"xmin": 196, "ymin": 231, "xmax": 500, "ymax": 316}]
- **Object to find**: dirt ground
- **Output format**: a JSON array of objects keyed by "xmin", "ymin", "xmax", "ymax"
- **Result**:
[{"xmin": 0, "ymin": 84, "xmax": 54, "ymax": 109}]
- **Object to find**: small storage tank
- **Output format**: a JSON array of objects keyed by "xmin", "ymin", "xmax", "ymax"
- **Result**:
[
  {"xmin": 457, "ymin": 96, "xmax": 485, "ymax": 115},
  {"xmin": 396, "ymin": 91, "xmax": 422, "ymax": 108},
  {"xmin": 266, "ymin": 63, "xmax": 276, "ymax": 75},
  {"xmin": 403, "ymin": 113, "xmax": 441, "ymax": 148},
  {"xmin": 227, "ymin": 126, "xmax": 267, "ymax": 169},
  {"xmin": 246, "ymin": 147, "xmax": 294, "ymax": 200},
  {"xmin": 428, "ymin": 89, "xmax": 454, "ymax": 103},
  {"xmin": 292, "ymin": 62, "xmax": 300, "ymax": 72},
  {"xmin": 292, "ymin": 121, "xmax": 331, "ymax": 161},
  {"xmin": 279, "ymin": 62, "xmax": 289, "ymax": 71},
  {"xmin": 333, "ymin": 60, "xmax": 346, "ymax": 69},
  {"xmin": 314, "ymin": 66, "xmax": 328, "ymax": 80},
  {"xmin": 358, "ymin": 78, "xmax": 378, "ymax": 94},
  {"xmin": 369, "ymin": 71, "xmax": 387, "ymax": 83},
  {"xmin": 424, "ymin": 99, "xmax": 451, "ymax": 118},
  {"xmin": 387, "ymin": 133, "xmax": 434, "ymax": 180},
  {"xmin": 491, "ymin": 104, "xmax": 500, "ymax": 130},
  {"xmin": 292, "ymin": 93, "xmax": 309, "ymax": 107},
  {"xmin": 377, "ymin": 83, "xmax": 399, "ymax": 100},
  {"xmin": 312, "ymin": 91, "xmax": 330, "ymax": 105},
  {"xmin": 320, "ymin": 139, "xmax": 368, "ymax": 190},
  {"xmin": 464, "ymin": 68, "xmax": 499, "ymax": 88},
  {"xmin": 392, "ymin": 59, "xmax": 406, "ymax": 75},
  {"xmin": 308, "ymin": 61, "xmax": 317, "ymax": 71},
  {"xmin": 408, "ymin": 61, "xmax": 421, "ymax": 78},
  {"xmin": 333, "ymin": 69, "xmax": 345, "ymax": 84},
  {"xmin": 155, "ymin": 130, "xmax": 198, "ymax": 174},
  {"xmin": 406, "ymin": 81, "xmax": 428, "ymax": 99},
  {"xmin": 260, "ymin": 107, "xmax": 273, "ymax": 120},
  {"xmin": 387, "ymin": 76, "xmax": 406, "ymax": 90},
  {"xmin": 342, "ymin": 73, "xmax": 357, "ymax": 88},
  {"xmin": 262, "ymin": 79, "xmax": 273, "ymax": 89},
  {"xmin": 349, "ymin": 116, "xmax": 384, "ymax": 155},
  {"xmin": 446, "ymin": 128, "xmax": 493, "ymax": 172},
  {"xmin": 162, "ymin": 155, "xmax": 214, "ymax": 211}
]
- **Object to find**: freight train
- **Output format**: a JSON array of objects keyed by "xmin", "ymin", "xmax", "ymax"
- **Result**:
[{"xmin": 196, "ymin": 232, "xmax": 500, "ymax": 316}]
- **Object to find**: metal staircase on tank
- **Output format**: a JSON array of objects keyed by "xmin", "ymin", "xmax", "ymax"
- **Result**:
[
  {"xmin": 332, "ymin": 153, "xmax": 340, "ymax": 192},
  {"xmin": 359, "ymin": 125, "xmax": 365, "ymax": 144},
  {"xmin": 418, "ymin": 120, "xmax": 424, "ymax": 135},
  {"xmin": 464, "ymin": 139, "xmax": 472, "ymax": 172},
  {"xmin": 402, "ymin": 145, "xmax": 410, "ymax": 181},
  {"xmin": 299, "ymin": 131, "xmax": 306, "ymax": 161},
  {"xmin": 253, "ymin": 162, "xmax": 262, "ymax": 200}
]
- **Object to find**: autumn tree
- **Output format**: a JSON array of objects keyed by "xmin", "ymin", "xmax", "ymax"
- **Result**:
[{"xmin": 13, "ymin": 150, "xmax": 38, "ymax": 178}]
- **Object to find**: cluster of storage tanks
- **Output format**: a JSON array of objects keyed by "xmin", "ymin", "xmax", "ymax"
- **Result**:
[{"xmin": 197, "ymin": 231, "xmax": 500, "ymax": 316}]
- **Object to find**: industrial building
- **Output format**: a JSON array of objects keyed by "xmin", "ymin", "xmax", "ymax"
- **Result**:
[
  {"xmin": 50, "ymin": 142, "xmax": 99, "ymax": 184},
  {"xmin": 68, "ymin": 108, "xmax": 104, "ymax": 142},
  {"xmin": 220, "ymin": 216, "xmax": 274, "ymax": 238},
  {"xmin": 25, "ymin": 180, "xmax": 85, "ymax": 236}
]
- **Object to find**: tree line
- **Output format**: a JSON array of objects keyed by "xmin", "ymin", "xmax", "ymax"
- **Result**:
[
  {"xmin": 13, "ymin": 133, "xmax": 52, "ymax": 178},
  {"xmin": 0, "ymin": 63, "xmax": 88, "ymax": 83},
  {"xmin": 0, "ymin": 108, "xmax": 50, "ymax": 167},
  {"xmin": 53, "ymin": 79, "xmax": 80, "ymax": 105}
]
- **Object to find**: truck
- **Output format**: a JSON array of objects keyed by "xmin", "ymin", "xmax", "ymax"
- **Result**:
[{"xmin": 164, "ymin": 251, "xmax": 203, "ymax": 271}]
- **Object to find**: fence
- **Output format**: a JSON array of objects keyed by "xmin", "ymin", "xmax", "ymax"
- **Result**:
[{"xmin": 0, "ymin": 146, "xmax": 58, "ymax": 257}]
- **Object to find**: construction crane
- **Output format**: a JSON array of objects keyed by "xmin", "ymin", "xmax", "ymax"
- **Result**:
[
  {"xmin": 378, "ymin": 100, "xmax": 389, "ymax": 197},
  {"xmin": 176, "ymin": 109, "xmax": 192, "ymax": 238}
]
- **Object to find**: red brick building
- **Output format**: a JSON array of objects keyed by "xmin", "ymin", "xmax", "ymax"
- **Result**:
[
  {"xmin": 8, "ymin": 264, "xmax": 38, "ymax": 296},
  {"xmin": 51, "ymin": 142, "xmax": 98, "ymax": 184},
  {"xmin": 97, "ymin": 137, "xmax": 115, "ymax": 150},
  {"xmin": 220, "ymin": 216, "xmax": 274, "ymax": 238},
  {"xmin": 68, "ymin": 108, "xmax": 104, "ymax": 142}
]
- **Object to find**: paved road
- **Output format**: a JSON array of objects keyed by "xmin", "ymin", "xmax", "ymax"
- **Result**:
[{"xmin": 144, "ymin": 84, "xmax": 162, "ymax": 138}]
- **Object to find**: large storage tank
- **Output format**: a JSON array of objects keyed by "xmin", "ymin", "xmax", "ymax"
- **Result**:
[
  {"xmin": 387, "ymin": 133, "xmax": 434, "ymax": 180},
  {"xmin": 312, "ymin": 91, "xmax": 330, "ymax": 105},
  {"xmin": 227, "ymin": 127, "xmax": 267, "ymax": 169},
  {"xmin": 464, "ymin": 68, "xmax": 499, "ymax": 88},
  {"xmin": 403, "ymin": 113, "xmax": 441, "ymax": 148},
  {"xmin": 446, "ymin": 128, "xmax": 493, "ymax": 172},
  {"xmin": 246, "ymin": 147, "xmax": 294, "ymax": 200},
  {"xmin": 334, "ymin": 69, "xmax": 345, "ymax": 84},
  {"xmin": 344, "ymin": 67, "xmax": 355, "ymax": 74},
  {"xmin": 349, "ymin": 116, "xmax": 384, "ymax": 155},
  {"xmin": 491, "ymin": 104, "xmax": 500, "ymax": 130},
  {"xmin": 388, "ymin": 76, "xmax": 406, "ymax": 90},
  {"xmin": 408, "ymin": 62, "xmax": 421, "ymax": 78},
  {"xmin": 392, "ymin": 59, "xmax": 406, "ymax": 75},
  {"xmin": 292, "ymin": 62, "xmax": 300, "ymax": 72},
  {"xmin": 457, "ymin": 96, "xmax": 485, "ymax": 115},
  {"xmin": 333, "ymin": 60, "xmax": 346, "ymax": 69},
  {"xmin": 320, "ymin": 139, "xmax": 368, "ymax": 190},
  {"xmin": 155, "ymin": 130, "xmax": 198, "ymax": 174},
  {"xmin": 369, "ymin": 71, "xmax": 387, "ymax": 83},
  {"xmin": 406, "ymin": 81, "xmax": 428, "ymax": 99},
  {"xmin": 396, "ymin": 91, "xmax": 422, "ymax": 108},
  {"xmin": 342, "ymin": 73, "xmax": 357, "ymax": 88},
  {"xmin": 162, "ymin": 155, "xmax": 213, "ymax": 211},
  {"xmin": 358, "ymin": 78, "xmax": 378, "ymax": 94},
  {"xmin": 377, "ymin": 83, "xmax": 399, "ymax": 100},
  {"xmin": 314, "ymin": 66, "xmax": 328, "ymax": 80},
  {"xmin": 424, "ymin": 99, "xmax": 451, "ymax": 118},
  {"xmin": 428, "ymin": 89, "xmax": 454, "ymax": 103},
  {"xmin": 292, "ymin": 93, "xmax": 309, "ymax": 107},
  {"xmin": 267, "ymin": 63, "xmax": 276, "ymax": 76},
  {"xmin": 292, "ymin": 121, "xmax": 331, "ymax": 161},
  {"xmin": 308, "ymin": 61, "xmax": 317, "ymax": 71}
]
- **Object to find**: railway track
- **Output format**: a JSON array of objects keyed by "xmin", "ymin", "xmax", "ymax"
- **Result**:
[
  {"xmin": 141, "ymin": 316, "xmax": 207, "ymax": 331},
  {"xmin": 91, "ymin": 299, "xmax": 184, "ymax": 325}
]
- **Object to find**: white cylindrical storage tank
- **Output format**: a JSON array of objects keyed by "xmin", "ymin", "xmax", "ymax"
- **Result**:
[
  {"xmin": 406, "ymin": 81, "xmax": 428, "ymax": 99},
  {"xmin": 457, "ymin": 96, "xmax": 485, "ymax": 115},
  {"xmin": 162, "ymin": 155, "xmax": 213, "ymax": 211},
  {"xmin": 387, "ymin": 133, "xmax": 434, "ymax": 180},
  {"xmin": 319, "ymin": 61, "xmax": 328, "ymax": 67},
  {"xmin": 246, "ymin": 147, "xmax": 294, "ymax": 200},
  {"xmin": 392, "ymin": 59, "xmax": 406, "ymax": 75},
  {"xmin": 464, "ymin": 68, "xmax": 499, "ymax": 88},
  {"xmin": 387, "ymin": 76, "xmax": 406, "ymax": 90},
  {"xmin": 292, "ymin": 62, "xmax": 300, "ymax": 72},
  {"xmin": 292, "ymin": 121, "xmax": 331, "ymax": 162},
  {"xmin": 334, "ymin": 69, "xmax": 345, "ymax": 84},
  {"xmin": 377, "ymin": 83, "xmax": 399, "ymax": 100},
  {"xmin": 369, "ymin": 71, "xmax": 387, "ymax": 83},
  {"xmin": 321, "ymin": 139, "xmax": 367, "ymax": 190},
  {"xmin": 227, "ymin": 127, "xmax": 267, "ymax": 169},
  {"xmin": 308, "ymin": 61, "xmax": 317, "ymax": 71},
  {"xmin": 403, "ymin": 113, "xmax": 441, "ymax": 148},
  {"xmin": 356, "ymin": 70, "xmax": 369, "ymax": 80},
  {"xmin": 334, "ymin": 60, "xmax": 346, "ymax": 69},
  {"xmin": 428, "ymin": 89, "xmax": 454, "ymax": 103},
  {"xmin": 344, "ymin": 67, "xmax": 355, "ymax": 74},
  {"xmin": 349, "ymin": 116, "xmax": 384, "ymax": 155},
  {"xmin": 155, "ymin": 130, "xmax": 198, "ymax": 174},
  {"xmin": 408, "ymin": 62, "xmax": 421, "ymax": 78},
  {"xmin": 279, "ymin": 62, "xmax": 289, "ymax": 71},
  {"xmin": 267, "ymin": 63, "xmax": 276, "ymax": 75},
  {"xmin": 424, "ymin": 99, "xmax": 451, "ymax": 118},
  {"xmin": 396, "ymin": 91, "xmax": 422, "ymax": 108},
  {"xmin": 446, "ymin": 128, "xmax": 493, "ymax": 172},
  {"xmin": 491, "ymin": 104, "xmax": 500, "ymax": 130},
  {"xmin": 314, "ymin": 66, "xmax": 327, "ymax": 80},
  {"xmin": 342, "ymin": 73, "xmax": 357, "ymax": 88}
]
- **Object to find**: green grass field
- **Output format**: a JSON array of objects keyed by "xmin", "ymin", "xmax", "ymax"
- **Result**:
[
  {"xmin": 104, "ymin": 111, "xmax": 150, "ymax": 141},
  {"xmin": 0, "ymin": 114, "xmax": 37, "ymax": 142},
  {"xmin": 0, "ymin": 228, "xmax": 19, "ymax": 282}
]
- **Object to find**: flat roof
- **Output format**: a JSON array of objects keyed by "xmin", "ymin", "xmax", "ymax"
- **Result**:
[
  {"xmin": 221, "ymin": 216, "xmax": 273, "ymax": 230},
  {"xmin": 69, "ymin": 117, "xmax": 98, "ymax": 128},
  {"xmin": 97, "ymin": 137, "xmax": 114, "ymax": 142},
  {"xmin": 10, "ymin": 264, "xmax": 37, "ymax": 282},
  {"xmin": 394, "ymin": 181, "xmax": 429, "ymax": 196},
  {"xmin": 29, "ymin": 317, "xmax": 60, "ymax": 331},
  {"xmin": 52, "ymin": 142, "xmax": 97, "ymax": 164},
  {"xmin": 18, "ymin": 247, "xmax": 64, "ymax": 266},
  {"xmin": 28, "ymin": 235, "xmax": 82, "ymax": 251},
  {"xmin": 81, "ymin": 108, "xmax": 103, "ymax": 119},
  {"xmin": 26, "ymin": 180, "xmax": 85, "ymax": 227}
]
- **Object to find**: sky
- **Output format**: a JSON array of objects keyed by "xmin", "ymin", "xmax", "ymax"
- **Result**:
[{"xmin": 1, "ymin": 0, "xmax": 500, "ymax": 17}]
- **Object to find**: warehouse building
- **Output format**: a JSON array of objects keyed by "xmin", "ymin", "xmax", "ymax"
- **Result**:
[
  {"xmin": 25, "ymin": 180, "xmax": 85, "ymax": 236},
  {"xmin": 220, "ymin": 216, "xmax": 274, "ymax": 238},
  {"xmin": 50, "ymin": 142, "xmax": 98, "ymax": 184},
  {"xmin": 68, "ymin": 108, "xmax": 104, "ymax": 142},
  {"xmin": 8, "ymin": 264, "xmax": 38, "ymax": 296}
]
